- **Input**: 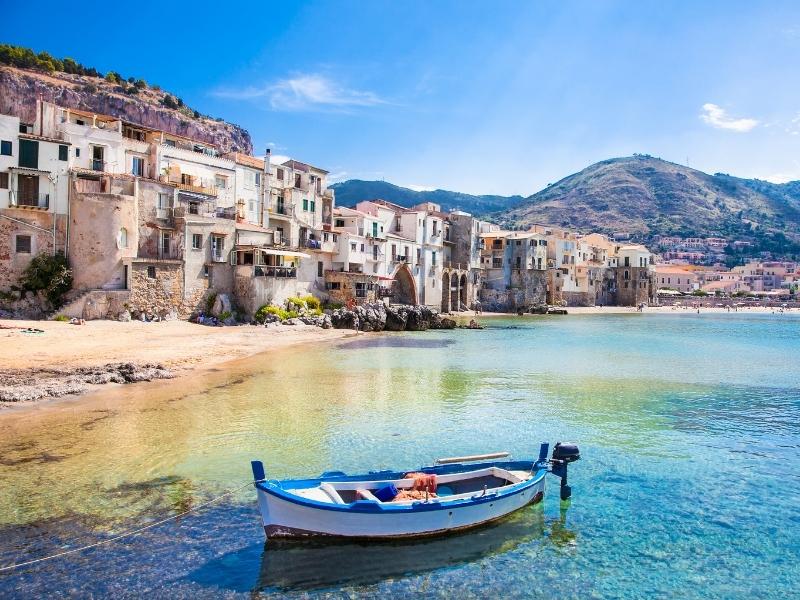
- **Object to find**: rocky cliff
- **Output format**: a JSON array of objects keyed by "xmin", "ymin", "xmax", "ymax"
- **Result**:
[{"xmin": 0, "ymin": 66, "xmax": 252, "ymax": 154}]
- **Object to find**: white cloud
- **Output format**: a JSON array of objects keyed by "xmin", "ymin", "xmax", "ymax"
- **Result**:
[
  {"xmin": 405, "ymin": 184, "xmax": 437, "ymax": 192},
  {"xmin": 700, "ymin": 103, "xmax": 759, "ymax": 132},
  {"xmin": 215, "ymin": 74, "xmax": 385, "ymax": 112}
]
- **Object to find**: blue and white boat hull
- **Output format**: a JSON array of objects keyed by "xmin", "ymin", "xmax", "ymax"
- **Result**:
[
  {"xmin": 251, "ymin": 445, "xmax": 580, "ymax": 540},
  {"xmin": 255, "ymin": 470, "xmax": 546, "ymax": 539}
]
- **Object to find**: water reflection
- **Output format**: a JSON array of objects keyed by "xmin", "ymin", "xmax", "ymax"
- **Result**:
[{"xmin": 185, "ymin": 503, "xmax": 578, "ymax": 593}]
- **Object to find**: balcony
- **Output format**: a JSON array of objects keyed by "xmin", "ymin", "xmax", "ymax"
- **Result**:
[
  {"xmin": 216, "ymin": 206, "xmax": 237, "ymax": 220},
  {"xmin": 177, "ymin": 181, "xmax": 217, "ymax": 197},
  {"xmin": 394, "ymin": 255, "xmax": 409, "ymax": 263},
  {"xmin": 10, "ymin": 191, "xmax": 50, "ymax": 210},
  {"xmin": 254, "ymin": 265, "xmax": 297, "ymax": 278}
]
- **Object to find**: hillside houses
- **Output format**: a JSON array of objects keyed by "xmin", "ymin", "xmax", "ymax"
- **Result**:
[{"xmin": 1, "ymin": 99, "xmax": 658, "ymax": 319}]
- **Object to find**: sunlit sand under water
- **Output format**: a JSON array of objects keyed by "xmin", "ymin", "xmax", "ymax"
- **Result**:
[{"xmin": 1, "ymin": 313, "xmax": 799, "ymax": 598}]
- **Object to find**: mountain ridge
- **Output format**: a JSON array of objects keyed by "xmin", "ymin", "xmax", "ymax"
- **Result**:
[{"xmin": 332, "ymin": 156, "xmax": 800, "ymax": 257}]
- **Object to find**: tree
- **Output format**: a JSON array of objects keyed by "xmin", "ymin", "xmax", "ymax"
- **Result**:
[{"xmin": 20, "ymin": 252, "xmax": 73, "ymax": 307}]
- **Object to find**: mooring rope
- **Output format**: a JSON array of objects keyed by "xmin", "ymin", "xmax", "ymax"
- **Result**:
[{"xmin": 0, "ymin": 479, "xmax": 261, "ymax": 573}]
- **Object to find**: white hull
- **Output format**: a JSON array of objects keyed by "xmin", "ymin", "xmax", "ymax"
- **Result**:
[{"xmin": 256, "ymin": 478, "xmax": 546, "ymax": 539}]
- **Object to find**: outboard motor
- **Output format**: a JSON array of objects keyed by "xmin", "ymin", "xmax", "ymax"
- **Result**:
[{"xmin": 550, "ymin": 442, "xmax": 580, "ymax": 500}]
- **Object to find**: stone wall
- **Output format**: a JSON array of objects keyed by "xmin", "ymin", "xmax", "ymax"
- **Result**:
[
  {"xmin": 128, "ymin": 260, "xmax": 205, "ymax": 319},
  {"xmin": 69, "ymin": 190, "xmax": 137, "ymax": 291},
  {"xmin": 480, "ymin": 269, "xmax": 547, "ymax": 311},
  {"xmin": 0, "ymin": 209, "xmax": 65, "ymax": 291},
  {"xmin": 613, "ymin": 267, "xmax": 655, "ymax": 306}
]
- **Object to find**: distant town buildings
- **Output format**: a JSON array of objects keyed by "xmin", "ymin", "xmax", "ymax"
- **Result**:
[{"xmin": 1, "ymin": 98, "xmax": 714, "ymax": 320}]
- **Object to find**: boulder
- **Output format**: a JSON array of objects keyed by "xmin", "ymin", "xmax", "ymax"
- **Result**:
[
  {"xmin": 117, "ymin": 310, "xmax": 131, "ymax": 322},
  {"xmin": 439, "ymin": 317, "xmax": 457, "ymax": 329},
  {"xmin": 211, "ymin": 293, "xmax": 232, "ymax": 317}
]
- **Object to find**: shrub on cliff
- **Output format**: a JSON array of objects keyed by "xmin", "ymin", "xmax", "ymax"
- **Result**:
[{"xmin": 20, "ymin": 252, "xmax": 73, "ymax": 308}]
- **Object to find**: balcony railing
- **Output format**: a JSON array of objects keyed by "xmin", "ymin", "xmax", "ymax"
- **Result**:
[
  {"xmin": 394, "ymin": 255, "xmax": 409, "ymax": 262},
  {"xmin": 254, "ymin": 265, "xmax": 297, "ymax": 278},
  {"xmin": 92, "ymin": 159, "xmax": 106, "ymax": 172},
  {"xmin": 270, "ymin": 203, "xmax": 290, "ymax": 216},
  {"xmin": 10, "ymin": 192, "xmax": 49, "ymax": 210},
  {"xmin": 216, "ymin": 206, "xmax": 236, "ymax": 220},
  {"xmin": 177, "ymin": 181, "xmax": 217, "ymax": 196}
]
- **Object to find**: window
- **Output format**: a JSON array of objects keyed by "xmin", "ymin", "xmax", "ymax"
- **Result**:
[
  {"xmin": 335, "ymin": 219, "xmax": 345, "ymax": 227},
  {"xmin": 351, "ymin": 242, "xmax": 357, "ymax": 251},
  {"xmin": 624, "ymin": 270, "xmax": 630, "ymax": 280},
  {"xmin": 516, "ymin": 256, "xmax": 521, "ymax": 268},
  {"xmin": 19, "ymin": 139, "xmax": 39, "ymax": 169},
  {"xmin": 276, "ymin": 168, "xmax": 284, "ymax": 182},
  {"xmin": 75, "ymin": 148, "xmax": 80, "ymax": 157},
  {"xmin": 332, "ymin": 234, "xmax": 338, "ymax": 242},
  {"xmin": 326, "ymin": 281, "xmax": 341, "ymax": 290},
  {"xmin": 323, "ymin": 232, "xmax": 329, "ymax": 242},
  {"xmin": 432, "ymin": 251, "xmax": 437, "ymax": 266},
  {"xmin": 212, "ymin": 235, "xmax": 225, "ymax": 261},
  {"xmin": 1, "ymin": 140, "xmax": 12, "ymax": 156},
  {"xmin": 131, "ymin": 157, "xmax": 144, "ymax": 177},
  {"xmin": 19, "ymin": 123, "xmax": 33, "ymax": 134},
  {"xmin": 161, "ymin": 232, "xmax": 171, "ymax": 257},
  {"xmin": 310, "ymin": 200, "xmax": 316, "ymax": 212},
  {"xmin": 248, "ymin": 199, "xmax": 256, "ymax": 213},
  {"xmin": 189, "ymin": 202, "xmax": 199, "ymax": 215},
  {"xmin": 157, "ymin": 193, "xmax": 171, "ymax": 210},
  {"xmin": 276, "ymin": 227, "xmax": 284, "ymax": 243},
  {"xmin": 276, "ymin": 195, "xmax": 285, "ymax": 214},
  {"xmin": 58, "ymin": 145, "xmax": 68, "ymax": 161},
  {"xmin": 244, "ymin": 170, "xmax": 255, "ymax": 189},
  {"xmin": 255, "ymin": 172, "xmax": 261, "ymax": 187},
  {"xmin": 318, "ymin": 261, "xmax": 324, "ymax": 277},
  {"xmin": 192, "ymin": 234, "xmax": 202, "ymax": 250},
  {"xmin": 373, "ymin": 245, "xmax": 378, "ymax": 260},
  {"xmin": 0, "ymin": 173, "xmax": 7, "ymax": 189},
  {"xmin": 303, "ymin": 199, "xmax": 309, "ymax": 211},
  {"xmin": 147, "ymin": 266, "xmax": 156, "ymax": 279},
  {"xmin": 215, "ymin": 176, "xmax": 227, "ymax": 189},
  {"xmin": 203, "ymin": 265, "xmax": 209, "ymax": 278},
  {"xmin": 15, "ymin": 235, "xmax": 32, "ymax": 254},
  {"xmin": 360, "ymin": 243, "xmax": 365, "ymax": 252},
  {"xmin": 118, "ymin": 227, "xmax": 128, "ymax": 249},
  {"xmin": 416, "ymin": 248, "xmax": 421, "ymax": 262},
  {"xmin": 624, "ymin": 257, "xmax": 630, "ymax": 267}
]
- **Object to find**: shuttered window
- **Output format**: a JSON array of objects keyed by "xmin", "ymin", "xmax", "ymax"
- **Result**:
[
  {"xmin": 0, "ymin": 140, "xmax": 11, "ymax": 156},
  {"xmin": 58, "ymin": 145, "xmax": 68, "ymax": 161},
  {"xmin": 19, "ymin": 139, "xmax": 39, "ymax": 169}
]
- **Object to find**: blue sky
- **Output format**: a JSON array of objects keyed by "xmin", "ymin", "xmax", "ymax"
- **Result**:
[{"xmin": 5, "ymin": 1, "xmax": 800, "ymax": 195}]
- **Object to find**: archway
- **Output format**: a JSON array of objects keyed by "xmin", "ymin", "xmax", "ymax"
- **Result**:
[
  {"xmin": 441, "ymin": 272, "xmax": 450, "ymax": 312},
  {"xmin": 392, "ymin": 264, "xmax": 417, "ymax": 305},
  {"xmin": 459, "ymin": 273, "xmax": 468, "ymax": 309},
  {"xmin": 450, "ymin": 273, "xmax": 458, "ymax": 312}
]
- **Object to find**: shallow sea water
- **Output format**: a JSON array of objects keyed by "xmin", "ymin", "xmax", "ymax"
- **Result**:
[{"xmin": 0, "ymin": 312, "xmax": 798, "ymax": 598}]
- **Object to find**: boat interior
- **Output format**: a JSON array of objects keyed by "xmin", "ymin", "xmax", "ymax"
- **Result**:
[{"xmin": 288, "ymin": 466, "xmax": 534, "ymax": 505}]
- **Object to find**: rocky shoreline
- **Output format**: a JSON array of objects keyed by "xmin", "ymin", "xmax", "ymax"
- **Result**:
[
  {"xmin": 329, "ymin": 303, "xmax": 456, "ymax": 332},
  {"xmin": 0, "ymin": 363, "xmax": 174, "ymax": 404}
]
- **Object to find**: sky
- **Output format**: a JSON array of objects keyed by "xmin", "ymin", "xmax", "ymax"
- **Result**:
[{"xmin": 5, "ymin": 0, "xmax": 800, "ymax": 195}]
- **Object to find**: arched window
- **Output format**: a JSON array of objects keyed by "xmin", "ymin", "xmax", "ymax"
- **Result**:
[{"xmin": 118, "ymin": 227, "xmax": 128, "ymax": 249}]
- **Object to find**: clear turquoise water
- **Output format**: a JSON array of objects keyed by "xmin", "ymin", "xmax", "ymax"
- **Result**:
[{"xmin": 0, "ymin": 312, "xmax": 798, "ymax": 598}]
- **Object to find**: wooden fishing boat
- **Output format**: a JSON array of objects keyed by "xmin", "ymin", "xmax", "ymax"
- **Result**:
[{"xmin": 250, "ymin": 442, "xmax": 580, "ymax": 540}]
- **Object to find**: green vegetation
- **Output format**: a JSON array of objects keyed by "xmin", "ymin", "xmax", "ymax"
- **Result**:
[
  {"xmin": 0, "ymin": 43, "xmax": 214, "ymax": 120},
  {"xmin": 691, "ymin": 290, "xmax": 708, "ymax": 297},
  {"xmin": 0, "ymin": 44, "xmax": 100, "ymax": 76},
  {"xmin": 286, "ymin": 295, "xmax": 322, "ymax": 314},
  {"xmin": 53, "ymin": 314, "xmax": 70, "ymax": 322},
  {"xmin": 20, "ymin": 252, "xmax": 73, "ymax": 307},
  {"xmin": 219, "ymin": 310, "xmax": 232, "ymax": 321}
]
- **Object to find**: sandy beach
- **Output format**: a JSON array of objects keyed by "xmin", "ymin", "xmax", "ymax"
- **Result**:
[{"xmin": 0, "ymin": 320, "xmax": 356, "ymax": 405}]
